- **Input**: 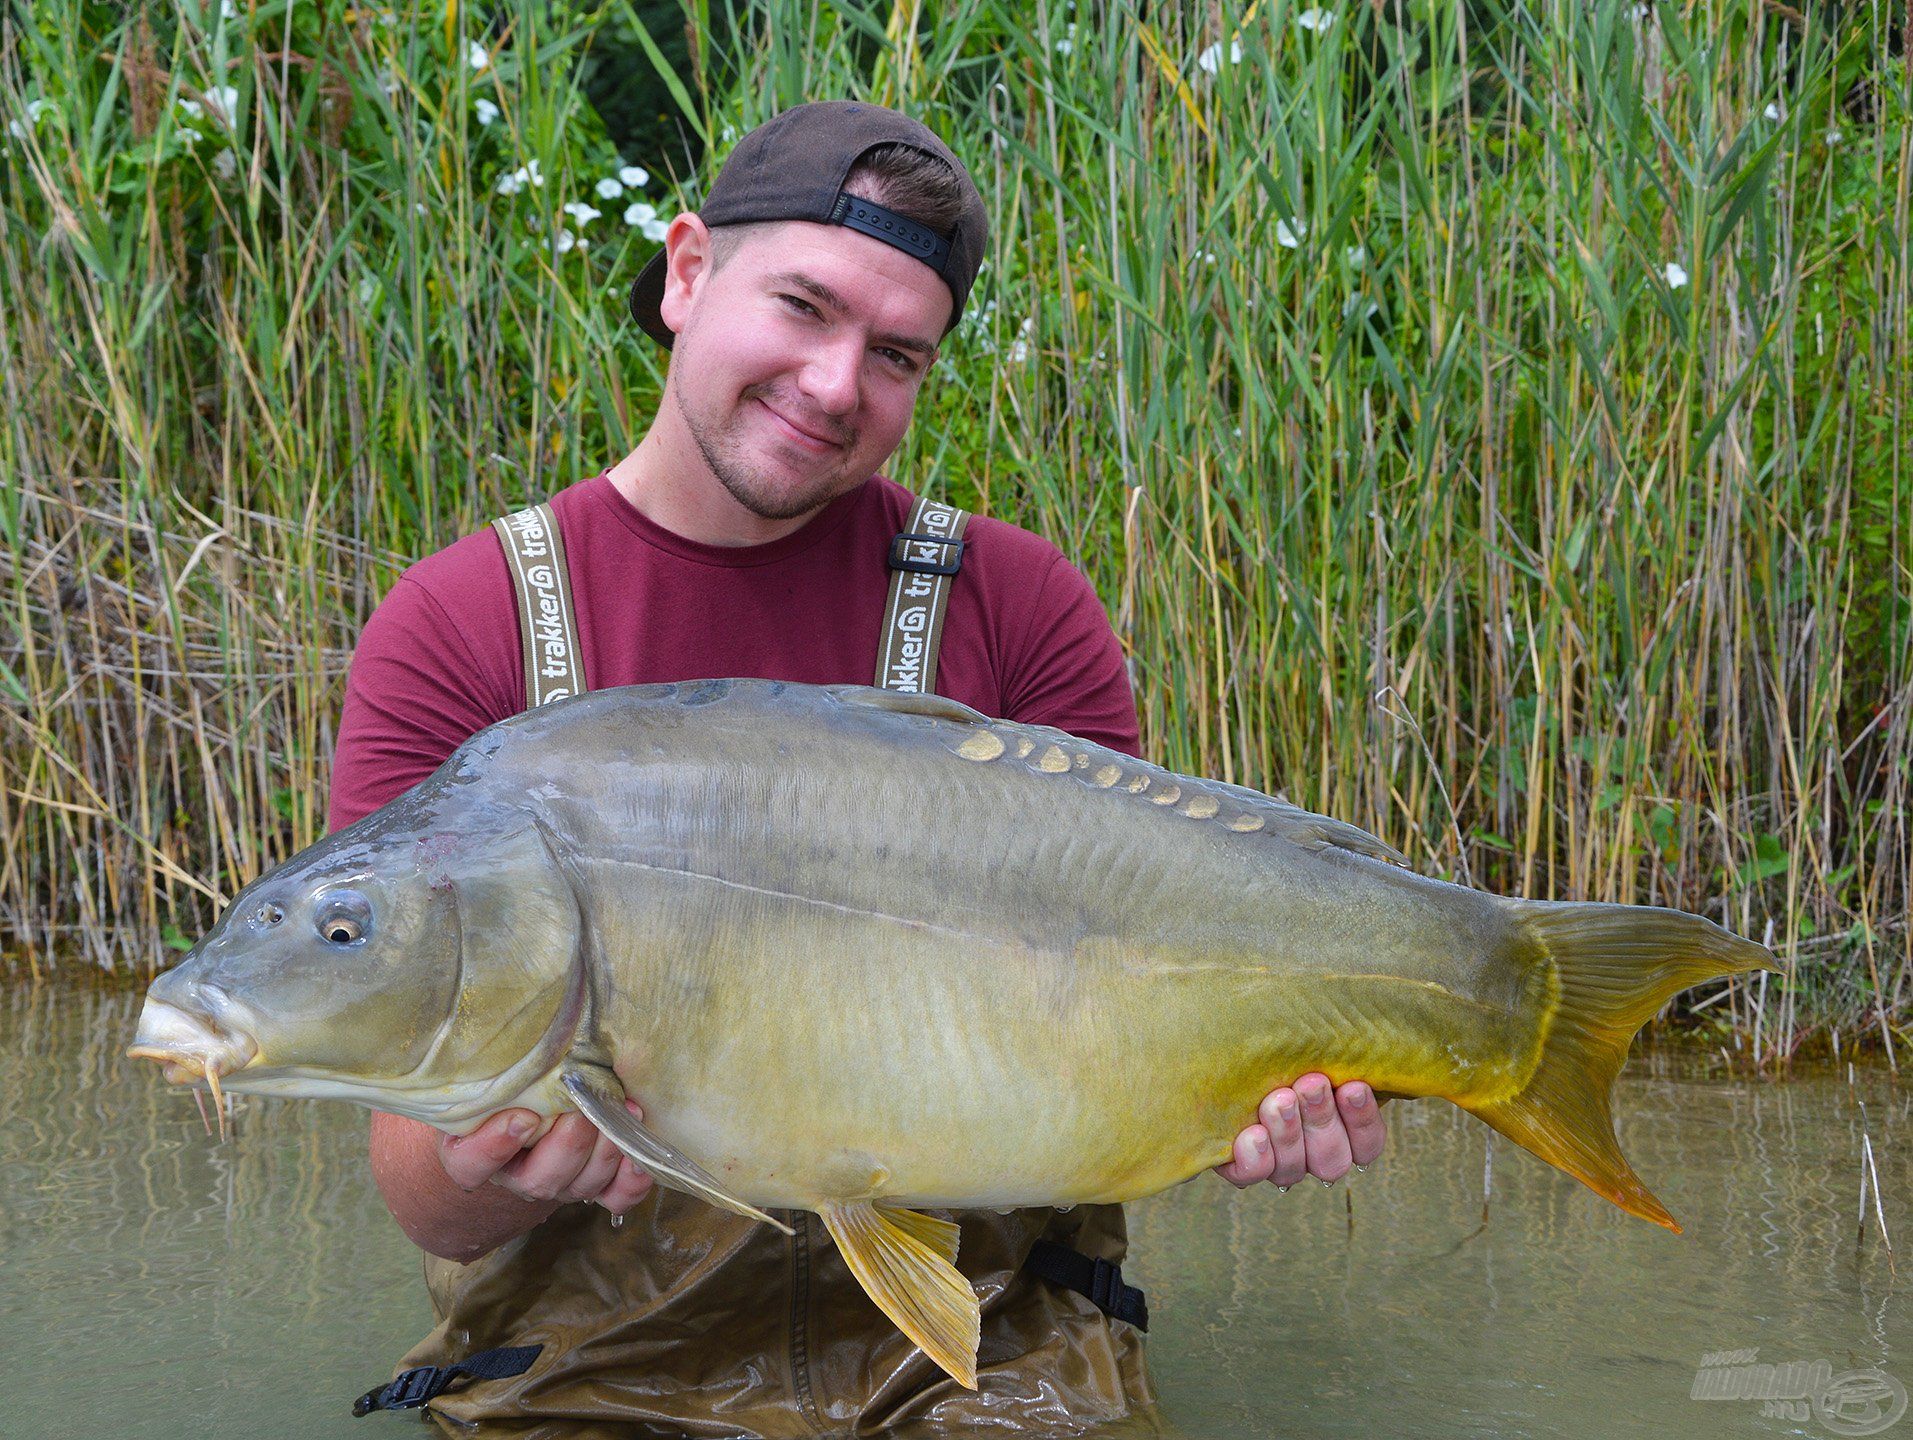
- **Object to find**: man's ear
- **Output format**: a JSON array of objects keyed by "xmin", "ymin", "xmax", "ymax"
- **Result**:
[{"xmin": 657, "ymin": 213, "xmax": 713, "ymax": 338}]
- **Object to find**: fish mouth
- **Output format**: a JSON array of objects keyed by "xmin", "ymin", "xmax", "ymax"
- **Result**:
[{"xmin": 126, "ymin": 999, "xmax": 258, "ymax": 1085}]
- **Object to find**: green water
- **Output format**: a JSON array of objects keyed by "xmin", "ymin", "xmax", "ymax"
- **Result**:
[{"xmin": 3, "ymin": 978, "xmax": 1905, "ymax": 1438}]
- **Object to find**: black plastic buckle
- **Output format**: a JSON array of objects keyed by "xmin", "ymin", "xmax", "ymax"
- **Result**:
[
  {"xmin": 1088, "ymin": 1257, "xmax": 1149, "ymax": 1331},
  {"xmin": 353, "ymin": 1365, "xmax": 450, "ymax": 1416},
  {"xmin": 888, "ymin": 530, "xmax": 966, "ymax": 577}
]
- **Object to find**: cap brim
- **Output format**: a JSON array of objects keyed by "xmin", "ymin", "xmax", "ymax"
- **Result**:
[{"xmin": 627, "ymin": 248, "xmax": 676, "ymax": 350}]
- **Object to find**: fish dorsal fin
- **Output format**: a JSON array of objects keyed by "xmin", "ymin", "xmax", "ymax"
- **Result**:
[
  {"xmin": 831, "ymin": 686, "xmax": 990, "ymax": 726},
  {"xmin": 560, "ymin": 1067, "xmax": 794, "ymax": 1235},
  {"xmin": 819, "ymin": 1201, "xmax": 979, "ymax": 1389}
]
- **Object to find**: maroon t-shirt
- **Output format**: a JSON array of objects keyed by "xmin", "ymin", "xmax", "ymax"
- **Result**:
[{"xmin": 327, "ymin": 472, "xmax": 1138, "ymax": 830}]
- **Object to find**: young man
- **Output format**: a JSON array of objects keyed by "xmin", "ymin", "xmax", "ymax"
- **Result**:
[{"xmin": 330, "ymin": 101, "xmax": 1385, "ymax": 1437}]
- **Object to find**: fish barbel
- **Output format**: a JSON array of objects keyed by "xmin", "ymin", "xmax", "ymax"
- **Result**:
[{"xmin": 128, "ymin": 679, "xmax": 1776, "ymax": 1387}]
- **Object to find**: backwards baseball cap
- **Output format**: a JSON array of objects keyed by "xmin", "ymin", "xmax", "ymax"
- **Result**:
[{"xmin": 626, "ymin": 100, "xmax": 987, "ymax": 351}]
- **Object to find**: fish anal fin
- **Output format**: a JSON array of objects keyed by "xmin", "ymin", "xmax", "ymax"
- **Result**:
[
  {"xmin": 559, "ymin": 1068, "xmax": 794, "ymax": 1236},
  {"xmin": 1465, "ymin": 901, "xmax": 1779, "ymax": 1235},
  {"xmin": 821, "ymin": 1201, "xmax": 980, "ymax": 1390}
]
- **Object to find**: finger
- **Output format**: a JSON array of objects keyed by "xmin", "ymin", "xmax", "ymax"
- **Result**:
[
  {"xmin": 1336, "ymin": 1080, "xmax": 1387, "ymax": 1168},
  {"xmin": 597, "ymin": 1158, "xmax": 656, "ymax": 1214},
  {"xmin": 1297, "ymin": 1072, "xmax": 1352, "ymax": 1183},
  {"xmin": 1213, "ymin": 1123, "xmax": 1274, "ymax": 1187},
  {"xmin": 492, "ymin": 1113, "xmax": 601, "ymax": 1202},
  {"xmin": 562, "ymin": 1128, "xmax": 625, "ymax": 1204},
  {"xmin": 438, "ymin": 1109, "xmax": 542, "ymax": 1190},
  {"xmin": 1258, "ymin": 1087, "xmax": 1307, "ymax": 1189}
]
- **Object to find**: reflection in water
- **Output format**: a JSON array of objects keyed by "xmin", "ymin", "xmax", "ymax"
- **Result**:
[{"xmin": 2, "ymin": 977, "xmax": 1904, "ymax": 1438}]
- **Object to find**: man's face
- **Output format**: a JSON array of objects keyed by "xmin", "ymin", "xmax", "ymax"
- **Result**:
[{"xmin": 658, "ymin": 217, "xmax": 952, "ymax": 523}]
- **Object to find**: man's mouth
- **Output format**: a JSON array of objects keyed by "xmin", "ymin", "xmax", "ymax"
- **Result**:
[{"xmin": 758, "ymin": 399, "xmax": 842, "ymax": 452}]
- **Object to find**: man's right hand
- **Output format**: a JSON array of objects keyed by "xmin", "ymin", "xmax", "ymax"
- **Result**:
[
  {"xmin": 438, "ymin": 1106, "xmax": 657, "ymax": 1212},
  {"xmin": 371, "ymin": 1106, "xmax": 654, "ymax": 1263}
]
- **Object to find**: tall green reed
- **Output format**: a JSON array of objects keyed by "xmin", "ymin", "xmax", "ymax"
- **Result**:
[{"xmin": 2, "ymin": 0, "xmax": 1906, "ymax": 1063}]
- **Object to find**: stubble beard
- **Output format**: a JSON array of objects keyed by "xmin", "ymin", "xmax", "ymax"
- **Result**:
[{"xmin": 671, "ymin": 373, "xmax": 861, "ymax": 523}]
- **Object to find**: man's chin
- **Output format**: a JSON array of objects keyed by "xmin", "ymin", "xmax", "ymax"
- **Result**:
[{"xmin": 718, "ymin": 468, "xmax": 862, "ymax": 523}]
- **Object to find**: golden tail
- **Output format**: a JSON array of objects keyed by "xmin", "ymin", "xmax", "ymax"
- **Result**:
[{"xmin": 1465, "ymin": 901, "xmax": 1777, "ymax": 1234}]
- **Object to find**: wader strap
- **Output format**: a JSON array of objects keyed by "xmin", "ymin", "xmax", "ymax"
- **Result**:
[
  {"xmin": 492, "ymin": 502, "xmax": 587, "ymax": 707},
  {"xmin": 1023, "ymin": 1240, "xmax": 1149, "ymax": 1331},
  {"xmin": 352, "ymin": 1343, "xmax": 542, "ymax": 1416},
  {"xmin": 874, "ymin": 495, "xmax": 969, "ymax": 694}
]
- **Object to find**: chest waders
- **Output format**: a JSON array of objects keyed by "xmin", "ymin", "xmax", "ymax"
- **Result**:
[{"xmin": 353, "ymin": 492, "xmax": 1148, "ymax": 1424}]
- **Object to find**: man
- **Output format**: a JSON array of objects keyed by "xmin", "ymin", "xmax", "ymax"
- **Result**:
[{"xmin": 330, "ymin": 101, "xmax": 1385, "ymax": 1437}]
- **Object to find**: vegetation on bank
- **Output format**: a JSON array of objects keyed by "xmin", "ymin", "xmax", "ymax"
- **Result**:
[{"xmin": 0, "ymin": 0, "xmax": 1906, "ymax": 1060}]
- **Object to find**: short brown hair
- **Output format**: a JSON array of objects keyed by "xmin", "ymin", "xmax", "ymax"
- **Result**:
[{"xmin": 707, "ymin": 141, "xmax": 967, "ymax": 273}]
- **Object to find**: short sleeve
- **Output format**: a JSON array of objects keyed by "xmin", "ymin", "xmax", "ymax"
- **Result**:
[
  {"xmin": 325, "ymin": 577, "xmax": 518, "ymax": 833},
  {"xmin": 999, "ymin": 554, "xmax": 1140, "ymax": 758}
]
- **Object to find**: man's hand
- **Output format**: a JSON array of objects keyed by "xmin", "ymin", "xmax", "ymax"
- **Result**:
[
  {"xmin": 437, "ymin": 1106, "xmax": 655, "ymax": 1214},
  {"xmin": 1214, "ymin": 1074, "xmax": 1386, "ymax": 1189}
]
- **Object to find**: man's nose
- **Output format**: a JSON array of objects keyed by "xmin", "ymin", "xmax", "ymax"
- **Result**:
[{"xmin": 796, "ymin": 337, "xmax": 861, "ymax": 417}]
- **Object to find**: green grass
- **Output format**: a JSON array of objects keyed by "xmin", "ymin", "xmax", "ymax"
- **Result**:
[{"xmin": 1, "ymin": 0, "xmax": 1906, "ymax": 1062}]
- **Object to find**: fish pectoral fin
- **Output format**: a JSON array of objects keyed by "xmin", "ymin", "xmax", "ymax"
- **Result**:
[
  {"xmin": 820, "ymin": 1201, "xmax": 979, "ymax": 1390},
  {"xmin": 558, "ymin": 1067, "xmax": 794, "ymax": 1236}
]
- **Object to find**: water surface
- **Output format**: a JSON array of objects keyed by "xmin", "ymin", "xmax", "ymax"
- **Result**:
[{"xmin": 3, "ymin": 977, "xmax": 1904, "ymax": 1437}]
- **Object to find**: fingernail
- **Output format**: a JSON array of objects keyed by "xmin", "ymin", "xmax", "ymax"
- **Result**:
[
  {"xmin": 507, "ymin": 1114, "xmax": 537, "ymax": 1142},
  {"xmin": 1347, "ymin": 1088, "xmax": 1369, "ymax": 1109},
  {"xmin": 1276, "ymin": 1095, "xmax": 1297, "ymax": 1121},
  {"xmin": 1251, "ymin": 1132, "xmax": 1270, "ymax": 1159},
  {"xmin": 1302, "ymin": 1081, "xmax": 1328, "ymax": 1106}
]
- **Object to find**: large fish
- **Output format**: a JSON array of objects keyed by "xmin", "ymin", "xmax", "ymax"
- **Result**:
[{"xmin": 129, "ymin": 679, "xmax": 1774, "ymax": 1387}]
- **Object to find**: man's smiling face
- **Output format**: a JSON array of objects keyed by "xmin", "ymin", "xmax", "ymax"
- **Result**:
[{"xmin": 656, "ymin": 215, "xmax": 951, "ymax": 523}]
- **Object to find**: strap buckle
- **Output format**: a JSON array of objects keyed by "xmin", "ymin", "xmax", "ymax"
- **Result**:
[
  {"xmin": 354, "ymin": 1365, "xmax": 451, "ymax": 1416},
  {"xmin": 888, "ymin": 530, "xmax": 966, "ymax": 577}
]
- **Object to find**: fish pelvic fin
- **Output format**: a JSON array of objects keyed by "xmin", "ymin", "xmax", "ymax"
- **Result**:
[
  {"xmin": 819, "ymin": 1202, "xmax": 979, "ymax": 1390},
  {"xmin": 1469, "ymin": 901, "xmax": 1779, "ymax": 1235}
]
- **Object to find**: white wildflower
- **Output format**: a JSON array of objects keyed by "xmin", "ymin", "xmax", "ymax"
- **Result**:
[
  {"xmin": 562, "ymin": 201, "xmax": 601, "ymax": 226},
  {"xmin": 218, "ymin": 0, "xmax": 238, "ymax": 19},
  {"xmin": 357, "ymin": 276, "xmax": 379, "ymax": 306},
  {"xmin": 624, "ymin": 200, "xmax": 657, "ymax": 227},
  {"xmin": 1663, "ymin": 261, "xmax": 1688, "ymax": 288},
  {"xmin": 1297, "ymin": 8, "xmax": 1335, "ymax": 31},
  {"xmin": 212, "ymin": 148, "xmax": 237, "ymax": 180},
  {"xmin": 496, "ymin": 170, "xmax": 523, "ymax": 195},
  {"xmin": 207, "ymin": 86, "xmax": 239, "ymax": 126},
  {"xmin": 1626, "ymin": 2, "xmax": 1649, "ymax": 19},
  {"xmin": 467, "ymin": 39, "xmax": 491, "ymax": 71},
  {"xmin": 619, "ymin": 164, "xmax": 648, "ymax": 188},
  {"xmin": 1763, "ymin": 102, "xmax": 1782, "ymax": 121},
  {"xmin": 177, "ymin": 97, "xmax": 204, "ymax": 120},
  {"xmin": 1342, "ymin": 294, "xmax": 1379, "ymax": 320},
  {"xmin": 1826, "ymin": 128, "xmax": 1842, "ymax": 146},
  {"xmin": 595, "ymin": 176, "xmax": 623, "ymax": 199},
  {"xmin": 1276, "ymin": 216, "xmax": 1307, "ymax": 248},
  {"xmin": 554, "ymin": 228, "xmax": 576, "ymax": 254},
  {"xmin": 1196, "ymin": 39, "xmax": 1242, "ymax": 74},
  {"xmin": 8, "ymin": 98, "xmax": 53, "ymax": 140},
  {"xmin": 526, "ymin": 159, "xmax": 543, "ymax": 187},
  {"xmin": 1346, "ymin": 244, "xmax": 1366, "ymax": 267},
  {"xmin": 475, "ymin": 98, "xmax": 499, "ymax": 126},
  {"xmin": 1005, "ymin": 315, "xmax": 1035, "ymax": 364},
  {"xmin": 640, "ymin": 216, "xmax": 669, "ymax": 242},
  {"xmin": 1057, "ymin": 22, "xmax": 1075, "ymax": 54}
]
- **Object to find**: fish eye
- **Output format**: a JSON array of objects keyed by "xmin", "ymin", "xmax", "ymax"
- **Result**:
[{"xmin": 315, "ymin": 890, "xmax": 372, "ymax": 946}]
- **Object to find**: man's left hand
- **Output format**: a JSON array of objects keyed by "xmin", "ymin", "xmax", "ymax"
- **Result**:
[{"xmin": 1214, "ymin": 1074, "xmax": 1386, "ymax": 1188}]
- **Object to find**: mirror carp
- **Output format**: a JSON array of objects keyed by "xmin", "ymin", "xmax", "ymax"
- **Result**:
[{"xmin": 129, "ymin": 679, "xmax": 1776, "ymax": 1388}]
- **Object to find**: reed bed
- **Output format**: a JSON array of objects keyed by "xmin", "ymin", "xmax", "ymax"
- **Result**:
[{"xmin": 0, "ymin": 0, "xmax": 1906, "ymax": 1056}]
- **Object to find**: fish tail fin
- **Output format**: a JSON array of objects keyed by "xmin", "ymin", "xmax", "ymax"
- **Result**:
[{"xmin": 1465, "ymin": 901, "xmax": 1777, "ymax": 1234}]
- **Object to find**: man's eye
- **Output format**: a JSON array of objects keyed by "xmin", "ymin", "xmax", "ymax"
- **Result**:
[
  {"xmin": 879, "ymin": 349, "xmax": 916, "ymax": 371},
  {"xmin": 779, "ymin": 294, "xmax": 819, "ymax": 318}
]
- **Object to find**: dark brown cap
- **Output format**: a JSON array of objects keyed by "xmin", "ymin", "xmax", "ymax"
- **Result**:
[{"xmin": 626, "ymin": 100, "xmax": 987, "ymax": 350}]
